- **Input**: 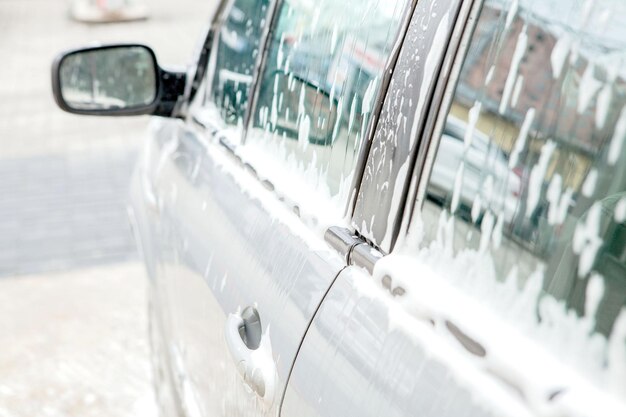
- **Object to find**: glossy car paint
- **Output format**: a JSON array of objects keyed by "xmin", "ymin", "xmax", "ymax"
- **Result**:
[
  {"xmin": 279, "ymin": 2, "xmax": 511, "ymax": 416},
  {"xmin": 131, "ymin": 113, "xmax": 347, "ymax": 416},
  {"xmin": 125, "ymin": 0, "xmax": 626, "ymax": 415},
  {"xmin": 128, "ymin": 0, "xmax": 413, "ymax": 412},
  {"xmin": 282, "ymin": 266, "xmax": 511, "ymax": 417},
  {"xmin": 128, "ymin": 0, "xmax": 481, "ymax": 415}
]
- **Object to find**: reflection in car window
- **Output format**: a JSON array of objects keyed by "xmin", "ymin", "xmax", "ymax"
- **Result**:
[
  {"xmin": 246, "ymin": 0, "xmax": 410, "ymax": 209},
  {"xmin": 419, "ymin": 0, "xmax": 626, "ymax": 390},
  {"xmin": 204, "ymin": 0, "xmax": 270, "ymax": 127}
]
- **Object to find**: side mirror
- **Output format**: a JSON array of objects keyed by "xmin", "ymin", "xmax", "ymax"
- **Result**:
[{"xmin": 51, "ymin": 44, "xmax": 186, "ymax": 117}]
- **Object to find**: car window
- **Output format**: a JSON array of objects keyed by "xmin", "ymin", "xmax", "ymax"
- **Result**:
[
  {"xmin": 243, "ymin": 0, "xmax": 411, "ymax": 221},
  {"xmin": 416, "ymin": 0, "xmax": 626, "ymax": 389},
  {"xmin": 201, "ymin": 0, "xmax": 270, "ymax": 130}
]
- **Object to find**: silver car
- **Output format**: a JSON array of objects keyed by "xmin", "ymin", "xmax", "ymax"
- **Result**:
[{"xmin": 52, "ymin": 0, "xmax": 626, "ymax": 416}]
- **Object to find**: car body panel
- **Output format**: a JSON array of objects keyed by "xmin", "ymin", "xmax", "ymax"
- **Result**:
[
  {"xmin": 124, "ymin": 0, "xmax": 626, "ymax": 416},
  {"xmin": 132, "ymin": 116, "xmax": 346, "ymax": 416},
  {"xmin": 285, "ymin": 0, "xmax": 626, "ymax": 415},
  {"xmin": 282, "ymin": 266, "xmax": 528, "ymax": 417}
]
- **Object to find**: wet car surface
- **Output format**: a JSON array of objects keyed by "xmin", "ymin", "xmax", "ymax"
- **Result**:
[{"xmin": 52, "ymin": 0, "xmax": 626, "ymax": 416}]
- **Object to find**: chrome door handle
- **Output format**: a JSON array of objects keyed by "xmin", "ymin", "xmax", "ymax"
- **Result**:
[{"xmin": 225, "ymin": 307, "xmax": 276, "ymax": 402}]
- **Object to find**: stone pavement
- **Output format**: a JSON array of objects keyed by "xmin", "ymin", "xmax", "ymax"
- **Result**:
[
  {"xmin": 0, "ymin": 148, "xmax": 138, "ymax": 277},
  {"xmin": 0, "ymin": 262, "xmax": 154, "ymax": 417},
  {"xmin": 0, "ymin": 0, "xmax": 215, "ymax": 274},
  {"xmin": 0, "ymin": 0, "xmax": 217, "ymax": 416}
]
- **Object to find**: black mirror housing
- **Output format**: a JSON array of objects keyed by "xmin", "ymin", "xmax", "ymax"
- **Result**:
[{"xmin": 51, "ymin": 44, "xmax": 186, "ymax": 118}]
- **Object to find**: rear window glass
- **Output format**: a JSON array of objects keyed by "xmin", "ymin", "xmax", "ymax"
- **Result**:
[{"xmin": 419, "ymin": 0, "xmax": 626, "ymax": 391}]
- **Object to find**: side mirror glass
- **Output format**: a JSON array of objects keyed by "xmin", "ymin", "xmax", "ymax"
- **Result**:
[{"xmin": 53, "ymin": 45, "xmax": 158, "ymax": 115}]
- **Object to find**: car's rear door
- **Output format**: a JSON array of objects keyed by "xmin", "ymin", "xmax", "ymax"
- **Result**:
[
  {"xmin": 283, "ymin": 0, "xmax": 626, "ymax": 417},
  {"xmin": 137, "ymin": 0, "xmax": 416, "ymax": 416},
  {"xmin": 280, "ymin": 1, "xmax": 483, "ymax": 415}
]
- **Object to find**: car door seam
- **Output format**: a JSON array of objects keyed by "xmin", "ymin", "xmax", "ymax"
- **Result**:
[{"xmin": 277, "ymin": 264, "xmax": 349, "ymax": 417}]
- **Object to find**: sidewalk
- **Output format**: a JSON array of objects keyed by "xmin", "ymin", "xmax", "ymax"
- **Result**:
[
  {"xmin": 0, "ymin": 148, "xmax": 138, "ymax": 277},
  {"xmin": 0, "ymin": 0, "xmax": 217, "ymax": 416},
  {"xmin": 0, "ymin": 263, "xmax": 154, "ymax": 417},
  {"xmin": 0, "ymin": 0, "xmax": 214, "ymax": 273}
]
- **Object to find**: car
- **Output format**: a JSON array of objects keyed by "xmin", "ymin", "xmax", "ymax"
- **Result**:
[
  {"xmin": 51, "ymin": 0, "xmax": 626, "ymax": 416},
  {"xmin": 428, "ymin": 115, "xmax": 522, "ymax": 225}
]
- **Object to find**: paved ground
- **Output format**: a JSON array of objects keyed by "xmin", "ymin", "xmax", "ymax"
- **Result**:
[
  {"xmin": 0, "ymin": 0, "xmax": 216, "ymax": 416},
  {"xmin": 0, "ymin": 0, "xmax": 215, "ymax": 274},
  {"xmin": 0, "ymin": 263, "xmax": 154, "ymax": 417},
  {"xmin": 0, "ymin": 149, "xmax": 138, "ymax": 276}
]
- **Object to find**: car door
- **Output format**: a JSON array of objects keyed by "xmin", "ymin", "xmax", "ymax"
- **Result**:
[
  {"xmin": 283, "ymin": 0, "xmax": 626, "ymax": 417},
  {"xmin": 133, "ymin": 0, "xmax": 416, "ymax": 416},
  {"xmin": 280, "ymin": 1, "xmax": 483, "ymax": 416}
]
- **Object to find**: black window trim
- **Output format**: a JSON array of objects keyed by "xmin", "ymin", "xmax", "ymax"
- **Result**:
[
  {"xmin": 399, "ymin": 0, "xmax": 484, "ymax": 246},
  {"xmin": 348, "ymin": 0, "xmax": 478, "ymax": 252},
  {"xmin": 188, "ymin": 0, "xmax": 236, "ymax": 126},
  {"xmin": 190, "ymin": 0, "xmax": 275, "ymax": 134}
]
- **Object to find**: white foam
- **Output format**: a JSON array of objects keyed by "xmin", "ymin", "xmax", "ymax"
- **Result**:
[
  {"xmin": 348, "ymin": 96, "xmax": 357, "ymax": 134},
  {"xmin": 551, "ymin": 33, "xmax": 572, "ymax": 79},
  {"xmin": 485, "ymin": 65, "xmax": 495, "ymax": 85},
  {"xmin": 451, "ymin": 162, "xmax": 465, "ymax": 214},
  {"xmin": 361, "ymin": 77, "xmax": 378, "ymax": 115},
  {"xmin": 578, "ymin": 63, "xmax": 602, "ymax": 114},
  {"xmin": 526, "ymin": 140, "xmax": 556, "ymax": 217},
  {"xmin": 607, "ymin": 107, "xmax": 626, "ymax": 165},
  {"xmin": 509, "ymin": 108, "xmax": 535, "ymax": 168},
  {"xmin": 614, "ymin": 198, "xmax": 626, "ymax": 223},
  {"xmin": 464, "ymin": 101, "xmax": 482, "ymax": 150},
  {"xmin": 585, "ymin": 273, "xmax": 605, "ymax": 319},
  {"xmin": 546, "ymin": 173, "xmax": 562, "ymax": 225},
  {"xmin": 373, "ymin": 251, "xmax": 626, "ymax": 417},
  {"xmin": 298, "ymin": 114, "xmax": 310, "ymax": 150},
  {"xmin": 511, "ymin": 75, "xmax": 524, "ymax": 108},
  {"xmin": 596, "ymin": 84, "xmax": 612, "ymax": 129},
  {"xmin": 505, "ymin": 0, "xmax": 519, "ymax": 30},
  {"xmin": 581, "ymin": 168, "xmax": 598, "ymax": 198},
  {"xmin": 500, "ymin": 27, "xmax": 528, "ymax": 114},
  {"xmin": 573, "ymin": 202, "xmax": 603, "ymax": 278}
]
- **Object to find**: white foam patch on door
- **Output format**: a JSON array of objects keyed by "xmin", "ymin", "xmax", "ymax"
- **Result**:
[
  {"xmin": 499, "ymin": 27, "xmax": 528, "ymax": 115},
  {"xmin": 372, "ymin": 248, "xmax": 626, "ymax": 417}
]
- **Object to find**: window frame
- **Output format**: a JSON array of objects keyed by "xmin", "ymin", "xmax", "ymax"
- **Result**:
[
  {"xmin": 349, "ymin": 0, "xmax": 479, "ymax": 252},
  {"xmin": 191, "ymin": 0, "xmax": 278, "ymax": 135},
  {"xmin": 401, "ymin": 0, "xmax": 484, "ymax": 238}
]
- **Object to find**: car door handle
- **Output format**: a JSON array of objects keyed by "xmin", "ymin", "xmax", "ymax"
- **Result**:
[{"xmin": 225, "ymin": 307, "xmax": 276, "ymax": 402}]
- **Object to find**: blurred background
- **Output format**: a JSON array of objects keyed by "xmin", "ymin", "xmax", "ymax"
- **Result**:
[{"xmin": 0, "ymin": 1, "xmax": 215, "ymax": 416}]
